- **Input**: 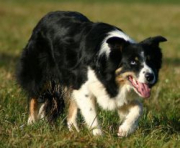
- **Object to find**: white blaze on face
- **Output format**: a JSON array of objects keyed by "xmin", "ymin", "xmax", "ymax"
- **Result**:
[
  {"xmin": 128, "ymin": 52, "xmax": 157, "ymax": 98},
  {"xmin": 138, "ymin": 52, "xmax": 156, "ymax": 84}
]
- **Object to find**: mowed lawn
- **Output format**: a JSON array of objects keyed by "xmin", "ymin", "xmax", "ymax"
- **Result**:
[{"xmin": 0, "ymin": 0, "xmax": 180, "ymax": 147}]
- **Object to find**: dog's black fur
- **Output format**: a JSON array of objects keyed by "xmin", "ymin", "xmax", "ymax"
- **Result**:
[{"xmin": 17, "ymin": 11, "xmax": 166, "ymax": 123}]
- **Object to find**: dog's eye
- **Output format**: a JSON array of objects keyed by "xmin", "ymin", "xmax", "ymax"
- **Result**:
[{"xmin": 130, "ymin": 60, "xmax": 137, "ymax": 65}]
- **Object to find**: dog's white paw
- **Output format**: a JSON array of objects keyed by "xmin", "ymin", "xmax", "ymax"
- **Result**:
[
  {"xmin": 27, "ymin": 116, "xmax": 36, "ymax": 125},
  {"xmin": 92, "ymin": 128, "xmax": 103, "ymax": 136},
  {"xmin": 67, "ymin": 122, "xmax": 73, "ymax": 131},
  {"xmin": 67, "ymin": 121, "xmax": 79, "ymax": 132},
  {"xmin": 117, "ymin": 124, "xmax": 136, "ymax": 137}
]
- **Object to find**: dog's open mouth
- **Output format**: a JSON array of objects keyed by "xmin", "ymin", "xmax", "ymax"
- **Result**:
[{"xmin": 128, "ymin": 75, "xmax": 151, "ymax": 98}]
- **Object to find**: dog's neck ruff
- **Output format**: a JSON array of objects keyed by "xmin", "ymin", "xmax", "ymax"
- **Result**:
[{"xmin": 99, "ymin": 29, "xmax": 135, "ymax": 57}]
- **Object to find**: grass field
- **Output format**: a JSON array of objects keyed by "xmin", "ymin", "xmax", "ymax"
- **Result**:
[{"xmin": 0, "ymin": 0, "xmax": 180, "ymax": 147}]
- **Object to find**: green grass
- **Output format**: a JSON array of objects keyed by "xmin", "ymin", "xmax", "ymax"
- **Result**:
[{"xmin": 0, "ymin": 0, "xmax": 180, "ymax": 147}]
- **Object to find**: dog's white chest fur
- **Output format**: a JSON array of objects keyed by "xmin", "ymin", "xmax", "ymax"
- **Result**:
[{"xmin": 86, "ymin": 68, "xmax": 131, "ymax": 110}]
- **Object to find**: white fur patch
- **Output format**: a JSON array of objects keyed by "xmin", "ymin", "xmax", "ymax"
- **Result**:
[
  {"xmin": 99, "ymin": 29, "xmax": 135, "ymax": 57},
  {"xmin": 138, "ymin": 62, "xmax": 155, "ymax": 83},
  {"xmin": 138, "ymin": 52, "xmax": 156, "ymax": 84},
  {"xmin": 87, "ymin": 68, "xmax": 130, "ymax": 110}
]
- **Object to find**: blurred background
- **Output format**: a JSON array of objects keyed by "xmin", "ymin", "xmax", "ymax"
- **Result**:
[{"xmin": 0, "ymin": 0, "xmax": 180, "ymax": 147}]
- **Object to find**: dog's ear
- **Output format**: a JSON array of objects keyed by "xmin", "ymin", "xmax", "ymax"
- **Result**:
[
  {"xmin": 141, "ymin": 36, "xmax": 167, "ymax": 46},
  {"xmin": 106, "ymin": 37, "xmax": 128, "ymax": 51}
]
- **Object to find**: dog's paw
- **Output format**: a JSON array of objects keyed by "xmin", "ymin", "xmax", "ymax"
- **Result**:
[
  {"xmin": 67, "ymin": 122, "xmax": 73, "ymax": 131},
  {"xmin": 117, "ymin": 124, "xmax": 136, "ymax": 137},
  {"xmin": 67, "ymin": 121, "xmax": 79, "ymax": 132},
  {"xmin": 27, "ymin": 116, "xmax": 36, "ymax": 125},
  {"xmin": 117, "ymin": 125, "xmax": 129, "ymax": 137},
  {"xmin": 92, "ymin": 128, "xmax": 103, "ymax": 136}
]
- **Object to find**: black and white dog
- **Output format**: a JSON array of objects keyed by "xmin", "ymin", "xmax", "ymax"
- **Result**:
[{"xmin": 17, "ymin": 11, "xmax": 167, "ymax": 137}]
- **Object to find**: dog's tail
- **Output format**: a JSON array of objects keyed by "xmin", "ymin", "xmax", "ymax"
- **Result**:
[
  {"xmin": 16, "ymin": 30, "xmax": 66, "ymax": 123},
  {"xmin": 39, "ymin": 82, "xmax": 66, "ymax": 123}
]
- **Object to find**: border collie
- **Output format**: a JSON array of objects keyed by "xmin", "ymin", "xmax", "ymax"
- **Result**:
[{"xmin": 17, "ymin": 11, "xmax": 167, "ymax": 137}]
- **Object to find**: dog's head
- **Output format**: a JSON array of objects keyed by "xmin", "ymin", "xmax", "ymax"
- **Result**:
[{"xmin": 107, "ymin": 36, "xmax": 167, "ymax": 98}]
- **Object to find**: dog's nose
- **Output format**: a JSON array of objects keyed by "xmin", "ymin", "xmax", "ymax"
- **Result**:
[{"xmin": 145, "ymin": 73, "xmax": 154, "ymax": 82}]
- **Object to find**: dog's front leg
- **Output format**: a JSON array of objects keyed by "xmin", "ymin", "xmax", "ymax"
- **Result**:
[
  {"xmin": 73, "ymin": 89, "xmax": 102, "ymax": 136},
  {"xmin": 117, "ymin": 100, "xmax": 143, "ymax": 137}
]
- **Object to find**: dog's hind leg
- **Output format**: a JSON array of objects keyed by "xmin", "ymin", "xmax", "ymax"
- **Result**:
[
  {"xmin": 27, "ymin": 98, "xmax": 38, "ymax": 124},
  {"xmin": 67, "ymin": 99, "xmax": 79, "ymax": 132},
  {"xmin": 38, "ymin": 103, "xmax": 45, "ymax": 120}
]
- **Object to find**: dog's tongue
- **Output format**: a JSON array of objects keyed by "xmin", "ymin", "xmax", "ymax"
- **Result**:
[
  {"xmin": 128, "ymin": 76, "xmax": 151, "ymax": 98},
  {"xmin": 137, "ymin": 82, "xmax": 151, "ymax": 98}
]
